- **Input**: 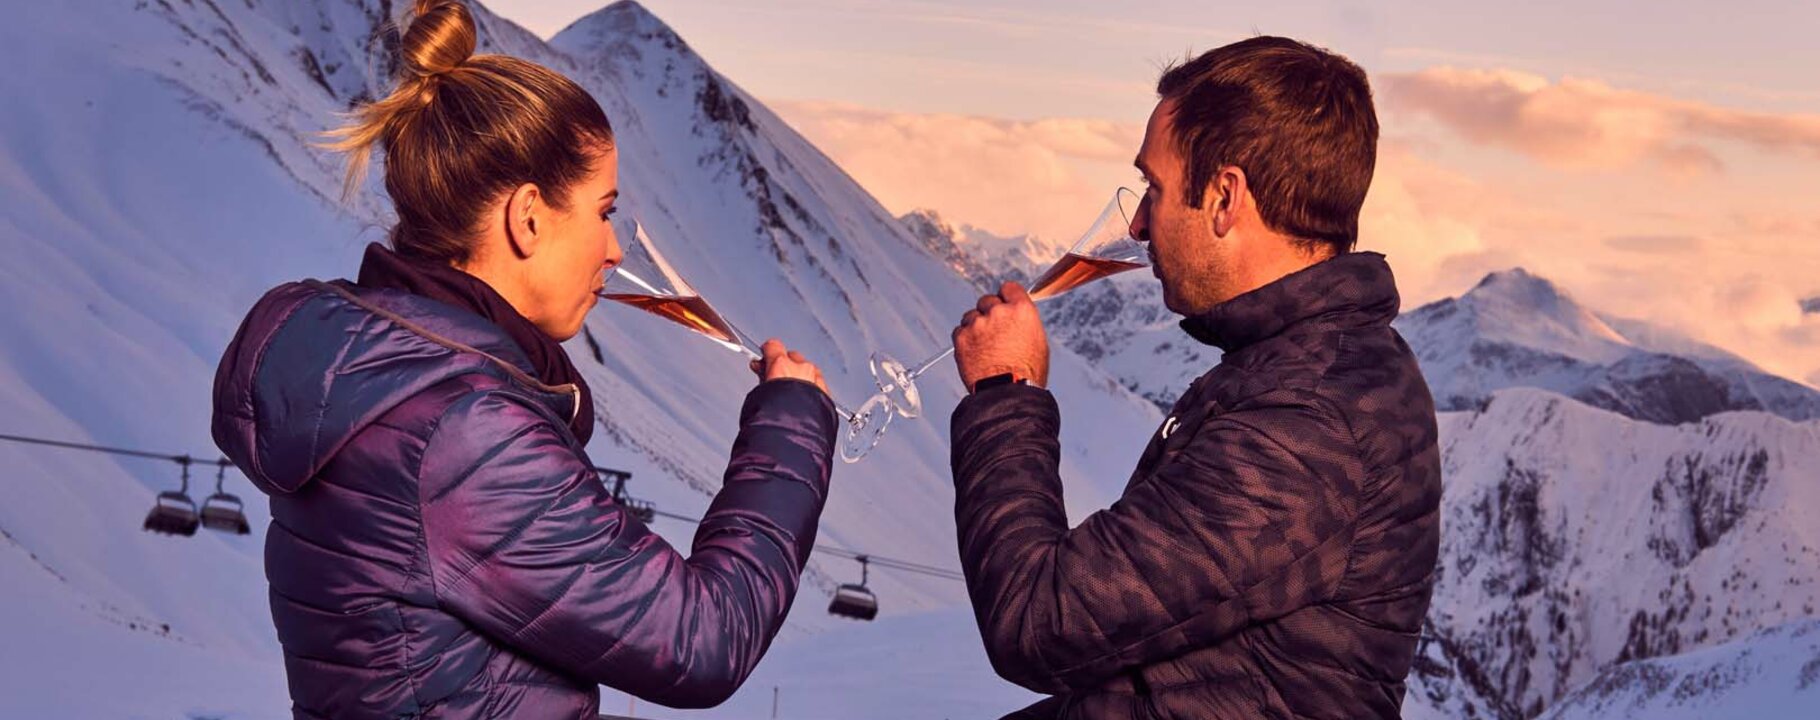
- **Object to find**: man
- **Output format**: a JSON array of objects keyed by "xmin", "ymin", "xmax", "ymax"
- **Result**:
[{"xmin": 949, "ymin": 36, "xmax": 1442, "ymax": 719}]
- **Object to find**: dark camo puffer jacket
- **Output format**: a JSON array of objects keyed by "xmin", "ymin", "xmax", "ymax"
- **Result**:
[
  {"xmin": 212, "ymin": 279, "xmax": 835, "ymax": 719},
  {"xmin": 951, "ymin": 252, "xmax": 1442, "ymax": 719}
]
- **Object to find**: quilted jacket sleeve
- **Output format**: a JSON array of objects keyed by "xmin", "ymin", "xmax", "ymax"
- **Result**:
[
  {"xmin": 950, "ymin": 383, "xmax": 1362, "ymax": 693},
  {"xmin": 420, "ymin": 379, "xmax": 836, "ymax": 708}
]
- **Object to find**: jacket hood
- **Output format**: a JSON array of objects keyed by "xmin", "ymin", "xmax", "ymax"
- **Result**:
[{"xmin": 210, "ymin": 280, "xmax": 580, "ymax": 495}]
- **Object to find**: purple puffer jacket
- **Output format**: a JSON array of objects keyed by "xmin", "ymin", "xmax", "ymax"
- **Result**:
[{"xmin": 211, "ymin": 279, "xmax": 836, "ymax": 719}]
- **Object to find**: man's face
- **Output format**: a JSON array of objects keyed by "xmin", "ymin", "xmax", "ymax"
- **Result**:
[{"xmin": 1131, "ymin": 99, "xmax": 1236, "ymax": 317}]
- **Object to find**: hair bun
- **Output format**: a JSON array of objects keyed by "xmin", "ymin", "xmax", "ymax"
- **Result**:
[{"xmin": 401, "ymin": 0, "xmax": 476, "ymax": 79}]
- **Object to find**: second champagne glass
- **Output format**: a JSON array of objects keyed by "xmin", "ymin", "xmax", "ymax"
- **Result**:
[
  {"xmin": 869, "ymin": 187, "xmax": 1147, "ymax": 419},
  {"xmin": 597, "ymin": 218, "xmax": 896, "ymax": 464}
]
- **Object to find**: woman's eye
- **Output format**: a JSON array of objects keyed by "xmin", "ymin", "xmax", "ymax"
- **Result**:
[{"xmin": 600, "ymin": 207, "xmax": 618, "ymax": 221}]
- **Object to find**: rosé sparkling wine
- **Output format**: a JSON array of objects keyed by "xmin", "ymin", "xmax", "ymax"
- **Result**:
[
  {"xmin": 602, "ymin": 293, "xmax": 739, "ymax": 346},
  {"xmin": 1027, "ymin": 253, "xmax": 1146, "ymax": 301}
]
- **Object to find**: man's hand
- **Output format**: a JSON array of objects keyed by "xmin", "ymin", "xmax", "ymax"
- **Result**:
[
  {"xmin": 953, "ymin": 281, "xmax": 1049, "ymax": 392},
  {"xmin": 749, "ymin": 338, "xmax": 830, "ymax": 396}
]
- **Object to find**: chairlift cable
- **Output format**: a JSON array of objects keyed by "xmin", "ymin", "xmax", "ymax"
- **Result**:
[
  {"xmin": 0, "ymin": 432, "xmax": 226, "ymax": 466},
  {"xmin": 2, "ymin": 433, "xmax": 965, "ymax": 581}
]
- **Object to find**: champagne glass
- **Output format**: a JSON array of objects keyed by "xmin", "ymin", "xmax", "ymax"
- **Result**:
[
  {"xmin": 597, "ymin": 217, "xmax": 895, "ymax": 463},
  {"xmin": 869, "ymin": 187, "xmax": 1146, "ymax": 419}
]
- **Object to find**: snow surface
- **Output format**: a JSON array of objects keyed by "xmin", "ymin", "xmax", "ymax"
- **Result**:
[{"xmin": 1538, "ymin": 618, "xmax": 1820, "ymax": 720}]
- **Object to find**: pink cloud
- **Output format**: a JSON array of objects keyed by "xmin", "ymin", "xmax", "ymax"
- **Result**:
[
  {"xmin": 770, "ymin": 100, "xmax": 1143, "ymax": 242},
  {"xmin": 1381, "ymin": 67, "xmax": 1820, "ymax": 172}
]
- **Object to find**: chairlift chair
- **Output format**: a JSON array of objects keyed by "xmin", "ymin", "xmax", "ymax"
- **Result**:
[
  {"xmin": 199, "ymin": 460, "xmax": 251, "ymax": 535},
  {"xmin": 599, "ymin": 467, "xmax": 658, "ymax": 524},
  {"xmin": 143, "ymin": 457, "xmax": 200, "ymax": 536},
  {"xmin": 828, "ymin": 556, "xmax": 879, "ymax": 621},
  {"xmin": 626, "ymin": 498, "xmax": 657, "ymax": 525}
]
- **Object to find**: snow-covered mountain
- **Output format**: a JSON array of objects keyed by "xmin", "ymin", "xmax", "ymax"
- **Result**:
[
  {"xmin": 898, "ymin": 208, "xmax": 1065, "ymax": 288},
  {"xmin": 1411, "ymin": 389, "xmax": 1820, "ymax": 718},
  {"xmin": 0, "ymin": 0, "xmax": 1159, "ymax": 716},
  {"xmin": 1397, "ymin": 269, "xmax": 1820, "ymax": 424}
]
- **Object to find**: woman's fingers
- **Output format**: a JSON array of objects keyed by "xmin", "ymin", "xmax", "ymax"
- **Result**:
[{"xmin": 756, "ymin": 340, "xmax": 829, "ymax": 396}]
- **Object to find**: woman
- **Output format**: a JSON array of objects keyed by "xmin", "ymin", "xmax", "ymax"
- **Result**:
[{"xmin": 209, "ymin": 2, "xmax": 837, "ymax": 717}]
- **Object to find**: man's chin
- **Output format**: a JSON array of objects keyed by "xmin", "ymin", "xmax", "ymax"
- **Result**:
[{"xmin": 1160, "ymin": 286, "xmax": 1188, "ymax": 316}]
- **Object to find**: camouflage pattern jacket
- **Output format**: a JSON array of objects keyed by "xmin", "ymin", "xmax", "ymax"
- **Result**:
[{"xmin": 951, "ymin": 252, "xmax": 1442, "ymax": 719}]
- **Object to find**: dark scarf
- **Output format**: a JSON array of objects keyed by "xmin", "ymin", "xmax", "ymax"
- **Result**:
[{"xmin": 356, "ymin": 243, "xmax": 595, "ymax": 445}]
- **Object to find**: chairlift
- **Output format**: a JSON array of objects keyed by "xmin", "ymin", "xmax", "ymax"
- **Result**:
[
  {"xmin": 143, "ymin": 456, "xmax": 200, "ymax": 537},
  {"xmin": 625, "ymin": 498, "xmax": 657, "ymax": 525},
  {"xmin": 828, "ymin": 555, "xmax": 879, "ymax": 621},
  {"xmin": 599, "ymin": 467, "xmax": 658, "ymax": 525},
  {"xmin": 199, "ymin": 460, "xmax": 250, "ymax": 535}
]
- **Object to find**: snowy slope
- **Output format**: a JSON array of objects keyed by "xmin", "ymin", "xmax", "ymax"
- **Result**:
[
  {"xmin": 1537, "ymin": 618, "xmax": 1820, "ymax": 720},
  {"xmin": 0, "ymin": 0, "xmax": 1162, "ymax": 716},
  {"xmin": 1408, "ymin": 390, "xmax": 1820, "ymax": 718}
]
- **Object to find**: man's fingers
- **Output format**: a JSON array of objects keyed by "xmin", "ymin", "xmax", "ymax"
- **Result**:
[
  {"xmin": 976, "ymin": 293, "xmax": 1004, "ymax": 314},
  {"xmin": 1000, "ymin": 281, "xmax": 1032, "ymax": 306},
  {"xmin": 788, "ymin": 350, "xmax": 808, "ymax": 364},
  {"xmin": 960, "ymin": 309, "xmax": 981, "ymax": 328},
  {"xmin": 761, "ymin": 338, "xmax": 787, "ymax": 361}
]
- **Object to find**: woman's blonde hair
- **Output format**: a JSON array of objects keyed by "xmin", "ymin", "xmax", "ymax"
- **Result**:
[{"xmin": 327, "ymin": 0, "xmax": 615, "ymax": 263}]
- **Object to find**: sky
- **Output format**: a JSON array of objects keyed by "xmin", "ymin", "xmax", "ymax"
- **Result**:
[{"xmin": 489, "ymin": 0, "xmax": 1820, "ymax": 387}]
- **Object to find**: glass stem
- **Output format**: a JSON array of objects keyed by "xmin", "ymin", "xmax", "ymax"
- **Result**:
[{"xmin": 908, "ymin": 347, "xmax": 956, "ymax": 381}]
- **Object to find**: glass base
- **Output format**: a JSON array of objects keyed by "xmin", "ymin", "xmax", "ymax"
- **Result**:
[
  {"xmin": 869, "ymin": 352, "xmax": 923, "ymax": 419},
  {"xmin": 839, "ymin": 393, "xmax": 895, "ymax": 464}
]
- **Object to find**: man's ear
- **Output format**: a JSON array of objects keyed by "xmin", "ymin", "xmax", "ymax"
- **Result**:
[
  {"xmin": 504, "ymin": 183, "xmax": 542, "ymax": 259},
  {"xmin": 1206, "ymin": 165, "xmax": 1245, "ymax": 238}
]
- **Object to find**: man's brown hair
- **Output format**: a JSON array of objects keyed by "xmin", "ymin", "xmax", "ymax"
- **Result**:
[{"xmin": 1157, "ymin": 36, "xmax": 1378, "ymax": 256}]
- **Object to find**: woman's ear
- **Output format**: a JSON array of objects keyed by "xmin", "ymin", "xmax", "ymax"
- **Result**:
[{"xmin": 504, "ymin": 183, "xmax": 542, "ymax": 259}]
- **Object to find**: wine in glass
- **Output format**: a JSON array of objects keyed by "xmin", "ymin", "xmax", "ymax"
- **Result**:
[
  {"xmin": 869, "ymin": 187, "xmax": 1146, "ymax": 419},
  {"xmin": 597, "ymin": 217, "xmax": 895, "ymax": 464}
]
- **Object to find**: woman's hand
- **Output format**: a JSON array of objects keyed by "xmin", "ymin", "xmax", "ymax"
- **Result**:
[{"xmin": 749, "ymin": 338, "xmax": 830, "ymax": 395}]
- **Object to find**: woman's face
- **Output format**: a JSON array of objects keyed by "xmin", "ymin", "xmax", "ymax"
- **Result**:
[{"xmin": 525, "ymin": 146, "xmax": 622, "ymax": 341}]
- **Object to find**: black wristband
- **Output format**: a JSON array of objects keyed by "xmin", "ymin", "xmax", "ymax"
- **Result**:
[{"xmin": 972, "ymin": 372, "xmax": 1026, "ymax": 393}]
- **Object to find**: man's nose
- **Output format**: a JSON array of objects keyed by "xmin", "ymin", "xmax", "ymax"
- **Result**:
[{"xmin": 1130, "ymin": 195, "xmax": 1152, "ymax": 242}]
